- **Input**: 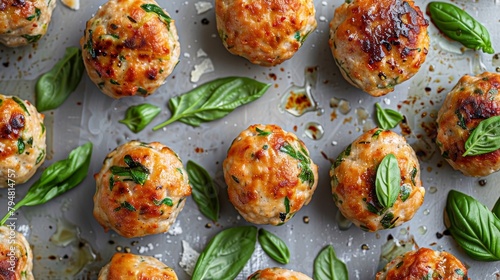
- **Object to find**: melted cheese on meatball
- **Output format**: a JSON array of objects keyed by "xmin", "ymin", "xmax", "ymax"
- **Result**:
[
  {"xmin": 223, "ymin": 124, "xmax": 318, "ymax": 225},
  {"xmin": 80, "ymin": 0, "xmax": 180, "ymax": 99},
  {"xmin": 0, "ymin": 226, "xmax": 34, "ymax": 280},
  {"xmin": 436, "ymin": 72, "xmax": 500, "ymax": 177},
  {"xmin": 330, "ymin": 128, "xmax": 424, "ymax": 231},
  {"xmin": 93, "ymin": 141, "xmax": 191, "ymax": 238},
  {"xmin": 248, "ymin": 267, "xmax": 312, "ymax": 280},
  {"xmin": 98, "ymin": 253, "xmax": 178, "ymax": 280},
  {"xmin": 329, "ymin": 0, "xmax": 429, "ymax": 96}
]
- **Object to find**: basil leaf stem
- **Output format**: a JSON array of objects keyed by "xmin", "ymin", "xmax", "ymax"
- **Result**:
[
  {"xmin": 0, "ymin": 142, "xmax": 93, "ymax": 225},
  {"xmin": 375, "ymin": 103, "xmax": 404, "ymax": 130},
  {"xmin": 257, "ymin": 228, "xmax": 290, "ymax": 264},
  {"xmin": 36, "ymin": 47, "xmax": 85, "ymax": 111},
  {"xmin": 192, "ymin": 226, "xmax": 257, "ymax": 280},
  {"xmin": 313, "ymin": 245, "xmax": 349, "ymax": 280},
  {"xmin": 186, "ymin": 160, "xmax": 219, "ymax": 222},
  {"xmin": 119, "ymin": 103, "xmax": 161, "ymax": 133},
  {"xmin": 462, "ymin": 115, "xmax": 500, "ymax": 156},
  {"xmin": 153, "ymin": 77, "xmax": 270, "ymax": 130},
  {"xmin": 427, "ymin": 2, "xmax": 494, "ymax": 54},
  {"xmin": 375, "ymin": 154, "xmax": 401, "ymax": 209},
  {"xmin": 446, "ymin": 190, "xmax": 500, "ymax": 261}
]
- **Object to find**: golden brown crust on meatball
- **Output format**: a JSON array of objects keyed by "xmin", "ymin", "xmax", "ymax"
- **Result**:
[
  {"xmin": 247, "ymin": 267, "xmax": 312, "ymax": 280},
  {"xmin": 0, "ymin": 95, "xmax": 46, "ymax": 188},
  {"xmin": 0, "ymin": 226, "xmax": 34, "ymax": 280},
  {"xmin": 330, "ymin": 128, "xmax": 424, "ymax": 231},
  {"xmin": 215, "ymin": 0, "xmax": 317, "ymax": 66},
  {"xmin": 98, "ymin": 253, "xmax": 178, "ymax": 280},
  {"xmin": 93, "ymin": 141, "xmax": 191, "ymax": 238},
  {"xmin": 329, "ymin": 0, "xmax": 429, "ymax": 96},
  {"xmin": 223, "ymin": 124, "xmax": 318, "ymax": 225},
  {"xmin": 436, "ymin": 72, "xmax": 500, "ymax": 177},
  {"xmin": 375, "ymin": 248, "xmax": 468, "ymax": 280},
  {"xmin": 0, "ymin": 0, "xmax": 56, "ymax": 47},
  {"xmin": 80, "ymin": 0, "xmax": 180, "ymax": 99}
]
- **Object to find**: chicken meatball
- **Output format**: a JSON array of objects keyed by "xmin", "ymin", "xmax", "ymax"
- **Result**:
[
  {"xmin": 98, "ymin": 253, "xmax": 178, "ymax": 280},
  {"xmin": 436, "ymin": 72, "xmax": 500, "ymax": 177},
  {"xmin": 223, "ymin": 124, "xmax": 318, "ymax": 225},
  {"xmin": 0, "ymin": 95, "xmax": 46, "ymax": 188},
  {"xmin": 330, "ymin": 128, "xmax": 424, "ymax": 231},
  {"xmin": 93, "ymin": 141, "xmax": 191, "ymax": 238},
  {"xmin": 215, "ymin": 0, "xmax": 317, "ymax": 66},
  {"xmin": 375, "ymin": 248, "xmax": 468, "ymax": 280},
  {"xmin": 81, "ymin": 0, "xmax": 180, "ymax": 99},
  {"xmin": 0, "ymin": 226, "xmax": 34, "ymax": 280},
  {"xmin": 0, "ymin": 0, "xmax": 56, "ymax": 47},
  {"xmin": 248, "ymin": 267, "xmax": 312, "ymax": 280},
  {"xmin": 329, "ymin": 0, "xmax": 429, "ymax": 97}
]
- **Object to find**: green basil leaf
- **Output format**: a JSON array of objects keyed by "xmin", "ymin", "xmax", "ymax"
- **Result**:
[
  {"xmin": 110, "ymin": 155, "xmax": 150, "ymax": 185},
  {"xmin": 1, "ymin": 142, "xmax": 93, "ymax": 225},
  {"xmin": 21, "ymin": 34, "xmax": 41, "ymax": 43},
  {"xmin": 375, "ymin": 154, "xmax": 401, "ymax": 208},
  {"xmin": 493, "ymin": 197, "xmax": 500, "ymax": 219},
  {"xmin": 36, "ymin": 47, "xmax": 85, "ymax": 111},
  {"xmin": 257, "ymin": 228, "xmax": 290, "ymax": 264},
  {"xmin": 17, "ymin": 137, "xmax": 25, "ymax": 154},
  {"xmin": 313, "ymin": 245, "xmax": 349, "ymax": 280},
  {"xmin": 192, "ymin": 226, "xmax": 257, "ymax": 280},
  {"xmin": 279, "ymin": 142, "xmax": 315, "ymax": 187},
  {"xmin": 186, "ymin": 160, "xmax": 219, "ymax": 222},
  {"xmin": 462, "ymin": 115, "xmax": 500, "ymax": 156},
  {"xmin": 119, "ymin": 103, "xmax": 161, "ymax": 133},
  {"xmin": 446, "ymin": 190, "xmax": 500, "ymax": 261},
  {"xmin": 153, "ymin": 77, "xmax": 270, "ymax": 130},
  {"xmin": 153, "ymin": 197, "xmax": 173, "ymax": 207},
  {"xmin": 375, "ymin": 103, "xmax": 404, "ymax": 130},
  {"xmin": 12, "ymin": 96, "xmax": 30, "ymax": 115},
  {"xmin": 427, "ymin": 2, "xmax": 494, "ymax": 54},
  {"xmin": 140, "ymin": 4, "xmax": 171, "ymax": 29}
]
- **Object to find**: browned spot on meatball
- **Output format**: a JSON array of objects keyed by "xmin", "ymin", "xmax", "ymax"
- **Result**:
[
  {"xmin": 457, "ymin": 96, "xmax": 500, "ymax": 126},
  {"xmin": 0, "ymin": 259, "xmax": 17, "ymax": 280},
  {"xmin": 1, "ymin": 113, "xmax": 25, "ymax": 139}
]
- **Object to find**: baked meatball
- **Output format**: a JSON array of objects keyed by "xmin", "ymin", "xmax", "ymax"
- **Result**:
[
  {"xmin": 223, "ymin": 124, "xmax": 318, "ymax": 225},
  {"xmin": 98, "ymin": 253, "xmax": 178, "ymax": 280},
  {"xmin": 0, "ymin": 94, "xmax": 46, "ymax": 188},
  {"xmin": 81, "ymin": 0, "xmax": 180, "ymax": 99},
  {"xmin": 329, "ymin": 0, "xmax": 429, "ymax": 97},
  {"xmin": 0, "ymin": 0, "xmax": 56, "ymax": 47},
  {"xmin": 215, "ymin": 0, "xmax": 317, "ymax": 66},
  {"xmin": 375, "ymin": 248, "xmax": 468, "ymax": 280},
  {"xmin": 330, "ymin": 128, "xmax": 424, "ymax": 231},
  {"xmin": 0, "ymin": 226, "xmax": 34, "ymax": 280},
  {"xmin": 436, "ymin": 72, "xmax": 500, "ymax": 177},
  {"xmin": 248, "ymin": 267, "xmax": 312, "ymax": 280},
  {"xmin": 93, "ymin": 140, "xmax": 191, "ymax": 238}
]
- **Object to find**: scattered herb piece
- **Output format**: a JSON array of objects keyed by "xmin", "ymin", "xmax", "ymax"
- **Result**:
[
  {"xmin": 375, "ymin": 154, "xmax": 401, "ymax": 208},
  {"xmin": 153, "ymin": 77, "xmax": 270, "ymax": 130},
  {"xmin": 0, "ymin": 142, "xmax": 93, "ymax": 225},
  {"xmin": 375, "ymin": 103, "xmax": 404, "ymax": 130},
  {"xmin": 119, "ymin": 103, "xmax": 161, "ymax": 133},
  {"xmin": 381, "ymin": 212, "xmax": 396, "ymax": 229},
  {"xmin": 257, "ymin": 228, "xmax": 290, "ymax": 264},
  {"xmin": 115, "ymin": 201, "xmax": 136, "ymax": 212},
  {"xmin": 187, "ymin": 160, "xmax": 219, "ymax": 222},
  {"xmin": 279, "ymin": 142, "xmax": 315, "ymax": 187},
  {"xmin": 313, "ymin": 245, "xmax": 349, "ymax": 280},
  {"xmin": 153, "ymin": 197, "xmax": 173, "ymax": 207},
  {"xmin": 334, "ymin": 144, "xmax": 351, "ymax": 168},
  {"xmin": 110, "ymin": 155, "xmax": 150, "ymax": 185},
  {"xmin": 12, "ymin": 96, "xmax": 30, "ymax": 115},
  {"xmin": 17, "ymin": 137, "xmax": 25, "ymax": 154},
  {"xmin": 462, "ymin": 115, "xmax": 500, "ymax": 156},
  {"xmin": 35, "ymin": 150, "xmax": 45, "ymax": 164},
  {"xmin": 400, "ymin": 184, "xmax": 411, "ymax": 202},
  {"xmin": 255, "ymin": 127, "xmax": 271, "ymax": 136},
  {"xmin": 427, "ymin": 2, "xmax": 494, "ymax": 54},
  {"xmin": 36, "ymin": 47, "xmax": 85, "ymax": 111},
  {"xmin": 191, "ymin": 226, "xmax": 257, "ymax": 280},
  {"xmin": 21, "ymin": 34, "xmax": 41, "ymax": 43},
  {"xmin": 141, "ymin": 4, "xmax": 171, "ymax": 29}
]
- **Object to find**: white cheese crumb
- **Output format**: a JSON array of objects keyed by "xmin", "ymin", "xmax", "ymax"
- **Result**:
[
  {"xmin": 319, "ymin": 16, "xmax": 327, "ymax": 22},
  {"xmin": 196, "ymin": 49, "xmax": 208, "ymax": 58},
  {"xmin": 183, "ymin": 53, "xmax": 191, "ymax": 58},
  {"xmin": 190, "ymin": 58, "xmax": 214, "ymax": 83},
  {"xmin": 167, "ymin": 220, "xmax": 183, "ymax": 236},
  {"xmin": 383, "ymin": 98, "xmax": 391, "ymax": 105},
  {"xmin": 61, "ymin": 0, "xmax": 80, "ymax": 10},
  {"xmin": 179, "ymin": 240, "xmax": 200, "ymax": 276},
  {"xmin": 194, "ymin": 1, "xmax": 213, "ymax": 14}
]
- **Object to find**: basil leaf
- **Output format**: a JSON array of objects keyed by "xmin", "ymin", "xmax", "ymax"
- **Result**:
[
  {"xmin": 446, "ymin": 190, "xmax": 500, "ymax": 261},
  {"xmin": 153, "ymin": 77, "xmax": 270, "ymax": 130},
  {"xmin": 313, "ymin": 245, "xmax": 349, "ymax": 280},
  {"xmin": 192, "ymin": 226, "xmax": 257, "ymax": 280},
  {"xmin": 186, "ymin": 160, "xmax": 219, "ymax": 222},
  {"xmin": 462, "ymin": 115, "xmax": 500, "ymax": 156},
  {"xmin": 36, "ymin": 47, "xmax": 85, "ymax": 111},
  {"xmin": 427, "ymin": 2, "xmax": 494, "ymax": 54},
  {"xmin": 110, "ymin": 155, "xmax": 150, "ymax": 185},
  {"xmin": 279, "ymin": 142, "xmax": 315, "ymax": 187},
  {"xmin": 375, "ymin": 103, "xmax": 404, "ymax": 130},
  {"xmin": 140, "ymin": 4, "xmax": 171, "ymax": 29},
  {"xmin": 0, "ymin": 142, "xmax": 93, "ymax": 225},
  {"xmin": 153, "ymin": 197, "xmax": 173, "ymax": 207},
  {"xmin": 257, "ymin": 228, "xmax": 290, "ymax": 264},
  {"xmin": 119, "ymin": 103, "xmax": 161, "ymax": 133},
  {"xmin": 375, "ymin": 154, "xmax": 401, "ymax": 209},
  {"xmin": 21, "ymin": 34, "xmax": 41, "ymax": 43},
  {"xmin": 493, "ymin": 197, "xmax": 500, "ymax": 219}
]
